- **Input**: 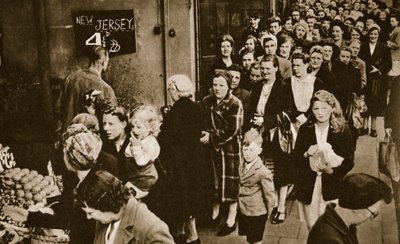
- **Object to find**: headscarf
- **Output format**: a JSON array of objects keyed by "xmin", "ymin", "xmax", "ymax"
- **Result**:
[{"xmin": 63, "ymin": 123, "xmax": 102, "ymax": 171}]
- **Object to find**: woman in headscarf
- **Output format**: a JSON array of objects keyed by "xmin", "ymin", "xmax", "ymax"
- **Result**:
[{"xmin": 5, "ymin": 121, "xmax": 121, "ymax": 244}]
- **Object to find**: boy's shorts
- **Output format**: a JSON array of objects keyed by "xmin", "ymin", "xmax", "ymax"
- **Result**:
[{"xmin": 238, "ymin": 210, "xmax": 268, "ymax": 243}]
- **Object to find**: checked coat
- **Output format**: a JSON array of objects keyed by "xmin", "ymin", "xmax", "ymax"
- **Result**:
[{"xmin": 202, "ymin": 92, "xmax": 244, "ymax": 203}]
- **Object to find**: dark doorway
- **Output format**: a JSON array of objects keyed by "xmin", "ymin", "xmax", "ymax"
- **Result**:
[{"xmin": 196, "ymin": 0, "xmax": 272, "ymax": 97}]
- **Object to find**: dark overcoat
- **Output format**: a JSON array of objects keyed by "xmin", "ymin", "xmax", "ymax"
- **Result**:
[
  {"xmin": 293, "ymin": 123, "xmax": 354, "ymax": 204},
  {"xmin": 308, "ymin": 204, "xmax": 359, "ymax": 244},
  {"xmin": 359, "ymin": 41, "xmax": 392, "ymax": 116},
  {"xmin": 158, "ymin": 97, "xmax": 207, "ymax": 223},
  {"xmin": 246, "ymin": 79, "xmax": 294, "ymax": 187}
]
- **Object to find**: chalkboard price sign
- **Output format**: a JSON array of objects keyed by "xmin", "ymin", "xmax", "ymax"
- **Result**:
[{"xmin": 73, "ymin": 10, "xmax": 136, "ymax": 56}]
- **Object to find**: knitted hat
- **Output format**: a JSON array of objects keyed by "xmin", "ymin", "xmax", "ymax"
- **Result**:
[
  {"xmin": 62, "ymin": 123, "xmax": 102, "ymax": 171},
  {"xmin": 338, "ymin": 173, "xmax": 392, "ymax": 209}
]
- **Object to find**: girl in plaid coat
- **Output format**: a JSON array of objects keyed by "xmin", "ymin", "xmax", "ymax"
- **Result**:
[{"xmin": 201, "ymin": 71, "xmax": 243, "ymax": 236}]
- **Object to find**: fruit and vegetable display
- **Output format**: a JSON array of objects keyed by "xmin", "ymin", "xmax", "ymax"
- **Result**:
[{"xmin": 0, "ymin": 168, "xmax": 60, "ymax": 228}]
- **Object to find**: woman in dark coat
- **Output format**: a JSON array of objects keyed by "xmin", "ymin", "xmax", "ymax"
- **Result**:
[
  {"xmin": 201, "ymin": 71, "xmax": 243, "ymax": 236},
  {"xmin": 158, "ymin": 75, "xmax": 205, "ymax": 244},
  {"xmin": 359, "ymin": 24, "xmax": 392, "ymax": 137},
  {"xmin": 245, "ymin": 54, "xmax": 294, "ymax": 224},
  {"xmin": 293, "ymin": 90, "xmax": 354, "ymax": 229}
]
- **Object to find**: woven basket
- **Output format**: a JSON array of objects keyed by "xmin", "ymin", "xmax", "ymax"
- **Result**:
[{"xmin": 30, "ymin": 234, "xmax": 70, "ymax": 244}]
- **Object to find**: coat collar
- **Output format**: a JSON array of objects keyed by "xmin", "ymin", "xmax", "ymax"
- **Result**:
[
  {"xmin": 320, "ymin": 204, "xmax": 359, "ymax": 243},
  {"xmin": 240, "ymin": 157, "xmax": 263, "ymax": 181},
  {"xmin": 113, "ymin": 197, "xmax": 139, "ymax": 242}
]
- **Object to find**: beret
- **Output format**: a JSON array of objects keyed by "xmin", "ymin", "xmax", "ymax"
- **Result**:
[{"xmin": 338, "ymin": 173, "xmax": 392, "ymax": 209}]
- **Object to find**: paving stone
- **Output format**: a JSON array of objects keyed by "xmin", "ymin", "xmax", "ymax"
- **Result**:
[{"xmin": 278, "ymin": 237, "xmax": 307, "ymax": 244}]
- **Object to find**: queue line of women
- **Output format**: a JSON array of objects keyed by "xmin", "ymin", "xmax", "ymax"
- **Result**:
[{"xmin": 10, "ymin": 18, "xmax": 393, "ymax": 243}]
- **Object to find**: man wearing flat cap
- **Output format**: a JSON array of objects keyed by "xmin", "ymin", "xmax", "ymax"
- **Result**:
[{"xmin": 307, "ymin": 173, "xmax": 393, "ymax": 244}]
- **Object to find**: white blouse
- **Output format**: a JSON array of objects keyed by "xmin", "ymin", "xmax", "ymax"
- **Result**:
[
  {"xmin": 291, "ymin": 74, "xmax": 316, "ymax": 113},
  {"xmin": 105, "ymin": 220, "xmax": 121, "ymax": 244},
  {"xmin": 256, "ymin": 82, "xmax": 274, "ymax": 115}
]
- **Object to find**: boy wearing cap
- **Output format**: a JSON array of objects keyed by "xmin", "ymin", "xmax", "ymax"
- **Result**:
[
  {"xmin": 238, "ymin": 129, "xmax": 277, "ymax": 244},
  {"xmin": 307, "ymin": 173, "xmax": 393, "ymax": 244}
]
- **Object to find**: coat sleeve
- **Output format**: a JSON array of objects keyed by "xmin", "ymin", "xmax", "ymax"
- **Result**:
[
  {"xmin": 101, "ymin": 85, "xmax": 118, "ymax": 106},
  {"xmin": 328, "ymin": 127, "xmax": 354, "ymax": 179},
  {"xmin": 211, "ymin": 100, "xmax": 244, "ymax": 146},
  {"xmin": 376, "ymin": 44, "xmax": 393, "ymax": 75},
  {"xmin": 260, "ymin": 168, "xmax": 278, "ymax": 214},
  {"xmin": 144, "ymin": 221, "xmax": 175, "ymax": 244}
]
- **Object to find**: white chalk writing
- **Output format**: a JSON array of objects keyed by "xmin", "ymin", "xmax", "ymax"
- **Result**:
[
  {"xmin": 75, "ymin": 15, "xmax": 93, "ymax": 25},
  {"xmin": 94, "ymin": 18, "xmax": 134, "ymax": 32}
]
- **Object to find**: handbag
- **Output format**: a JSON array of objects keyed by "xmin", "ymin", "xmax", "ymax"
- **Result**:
[
  {"xmin": 378, "ymin": 134, "xmax": 400, "ymax": 182},
  {"xmin": 345, "ymin": 93, "xmax": 367, "ymax": 129},
  {"xmin": 276, "ymin": 111, "xmax": 296, "ymax": 154}
]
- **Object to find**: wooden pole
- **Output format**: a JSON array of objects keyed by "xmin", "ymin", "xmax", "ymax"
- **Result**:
[{"xmin": 32, "ymin": 0, "xmax": 54, "ymax": 138}]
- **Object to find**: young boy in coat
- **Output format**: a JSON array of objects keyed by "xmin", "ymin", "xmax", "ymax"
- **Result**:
[{"xmin": 238, "ymin": 129, "xmax": 278, "ymax": 244}]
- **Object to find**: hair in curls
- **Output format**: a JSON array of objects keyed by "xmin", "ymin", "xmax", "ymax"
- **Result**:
[
  {"xmin": 76, "ymin": 170, "xmax": 130, "ymax": 213},
  {"xmin": 130, "ymin": 104, "xmax": 163, "ymax": 137},
  {"xmin": 218, "ymin": 34, "xmax": 235, "ymax": 57},
  {"xmin": 308, "ymin": 90, "xmax": 346, "ymax": 133}
]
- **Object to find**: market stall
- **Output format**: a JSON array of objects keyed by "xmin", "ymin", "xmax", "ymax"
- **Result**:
[{"xmin": 0, "ymin": 144, "xmax": 69, "ymax": 243}]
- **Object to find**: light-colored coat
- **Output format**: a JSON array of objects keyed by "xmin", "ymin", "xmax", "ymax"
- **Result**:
[
  {"xmin": 238, "ymin": 157, "xmax": 277, "ymax": 216},
  {"xmin": 388, "ymin": 26, "xmax": 400, "ymax": 61},
  {"xmin": 93, "ymin": 197, "xmax": 174, "ymax": 244}
]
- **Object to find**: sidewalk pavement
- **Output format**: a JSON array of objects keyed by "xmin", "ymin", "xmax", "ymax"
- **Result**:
[{"xmin": 198, "ymin": 117, "xmax": 399, "ymax": 244}]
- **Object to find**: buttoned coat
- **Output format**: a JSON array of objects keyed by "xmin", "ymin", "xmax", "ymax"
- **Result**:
[
  {"xmin": 238, "ymin": 157, "xmax": 277, "ymax": 216},
  {"xmin": 93, "ymin": 197, "xmax": 174, "ymax": 244},
  {"xmin": 202, "ymin": 92, "xmax": 243, "ymax": 202},
  {"xmin": 245, "ymin": 78, "xmax": 293, "ymax": 132},
  {"xmin": 293, "ymin": 123, "xmax": 354, "ymax": 204},
  {"xmin": 359, "ymin": 41, "xmax": 392, "ymax": 116},
  {"xmin": 245, "ymin": 78, "xmax": 295, "ymax": 186}
]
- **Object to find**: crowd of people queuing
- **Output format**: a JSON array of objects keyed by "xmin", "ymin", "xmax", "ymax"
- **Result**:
[{"xmin": 4, "ymin": 0, "xmax": 399, "ymax": 243}]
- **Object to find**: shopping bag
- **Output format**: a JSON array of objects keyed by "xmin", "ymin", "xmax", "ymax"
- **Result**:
[
  {"xmin": 276, "ymin": 111, "xmax": 296, "ymax": 154},
  {"xmin": 345, "ymin": 93, "xmax": 367, "ymax": 129},
  {"xmin": 378, "ymin": 134, "xmax": 400, "ymax": 182}
]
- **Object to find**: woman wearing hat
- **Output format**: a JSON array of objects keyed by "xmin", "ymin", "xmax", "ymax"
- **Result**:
[
  {"xmin": 158, "ymin": 74, "xmax": 207, "ymax": 244},
  {"xmin": 201, "ymin": 71, "xmax": 243, "ymax": 236},
  {"xmin": 5, "ymin": 122, "xmax": 121, "ymax": 244},
  {"xmin": 359, "ymin": 24, "xmax": 392, "ymax": 137}
]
